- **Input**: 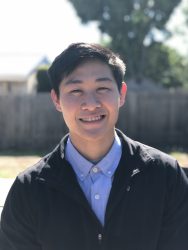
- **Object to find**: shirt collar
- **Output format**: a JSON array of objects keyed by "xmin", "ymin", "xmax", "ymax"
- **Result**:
[
  {"xmin": 96, "ymin": 133, "xmax": 122, "ymax": 178},
  {"xmin": 65, "ymin": 140, "xmax": 92, "ymax": 181},
  {"xmin": 64, "ymin": 132, "xmax": 122, "ymax": 181}
]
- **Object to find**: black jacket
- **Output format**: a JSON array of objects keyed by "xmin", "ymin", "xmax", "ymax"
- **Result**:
[{"xmin": 1, "ymin": 130, "xmax": 188, "ymax": 250}]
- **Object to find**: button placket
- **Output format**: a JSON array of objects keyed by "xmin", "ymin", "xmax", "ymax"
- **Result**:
[
  {"xmin": 98, "ymin": 233, "xmax": 102, "ymax": 243},
  {"xmin": 92, "ymin": 166, "xmax": 98, "ymax": 173},
  {"xmin": 94, "ymin": 193, "xmax": 100, "ymax": 200},
  {"xmin": 90, "ymin": 167, "xmax": 100, "ymax": 183}
]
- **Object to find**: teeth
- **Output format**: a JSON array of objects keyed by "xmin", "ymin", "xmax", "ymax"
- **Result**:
[{"xmin": 81, "ymin": 115, "xmax": 103, "ymax": 122}]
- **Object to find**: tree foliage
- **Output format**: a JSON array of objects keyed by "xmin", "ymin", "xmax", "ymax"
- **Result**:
[
  {"xmin": 145, "ymin": 43, "xmax": 188, "ymax": 88},
  {"xmin": 183, "ymin": 3, "xmax": 188, "ymax": 25},
  {"xmin": 68, "ymin": 0, "xmax": 187, "ymax": 88},
  {"xmin": 36, "ymin": 66, "xmax": 51, "ymax": 93}
]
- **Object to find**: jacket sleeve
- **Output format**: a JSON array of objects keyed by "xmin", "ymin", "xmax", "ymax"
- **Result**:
[
  {"xmin": 156, "ymin": 161, "xmax": 188, "ymax": 250},
  {"xmin": 0, "ymin": 177, "xmax": 42, "ymax": 250}
]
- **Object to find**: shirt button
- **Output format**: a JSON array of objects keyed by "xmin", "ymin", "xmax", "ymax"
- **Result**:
[
  {"xmin": 98, "ymin": 233, "xmax": 102, "ymax": 241},
  {"xmin": 94, "ymin": 194, "xmax": 100, "ymax": 200},
  {"xmin": 92, "ymin": 167, "xmax": 98, "ymax": 173}
]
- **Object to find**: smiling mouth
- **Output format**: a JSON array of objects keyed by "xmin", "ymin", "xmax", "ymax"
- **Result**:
[{"xmin": 79, "ymin": 115, "xmax": 106, "ymax": 122}]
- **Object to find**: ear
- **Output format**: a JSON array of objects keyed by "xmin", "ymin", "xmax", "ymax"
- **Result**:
[
  {"xmin": 119, "ymin": 82, "xmax": 127, "ymax": 107},
  {"xmin": 50, "ymin": 89, "xmax": 62, "ymax": 112}
]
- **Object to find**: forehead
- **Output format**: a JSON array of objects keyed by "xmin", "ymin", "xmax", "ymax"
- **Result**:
[{"xmin": 65, "ymin": 60, "xmax": 114, "ymax": 79}]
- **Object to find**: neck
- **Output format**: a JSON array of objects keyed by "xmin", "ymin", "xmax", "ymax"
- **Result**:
[{"xmin": 70, "ymin": 133, "xmax": 115, "ymax": 162}]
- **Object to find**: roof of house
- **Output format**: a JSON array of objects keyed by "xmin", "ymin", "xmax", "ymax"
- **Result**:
[{"xmin": 0, "ymin": 54, "xmax": 50, "ymax": 82}]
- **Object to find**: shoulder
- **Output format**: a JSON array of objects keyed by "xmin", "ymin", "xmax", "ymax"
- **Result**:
[
  {"xmin": 16, "ymin": 143, "xmax": 62, "ymax": 186},
  {"xmin": 134, "ymin": 141, "xmax": 185, "ymax": 183},
  {"xmin": 117, "ymin": 129, "xmax": 187, "ymax": 182},
  {"xmin": 117, "ymin": 129, "xmax": 176, "ymax": 166},
  {"xmin": 17, "ymin": 153, "xmax": 51, "ymax": 183},
  {"xmin": 135, "ymin": 140, "xmax": 176, "ymax": 168},
  {"xmin": 3, "ymin": 146, "xmax": 62, "ymax": 213}
]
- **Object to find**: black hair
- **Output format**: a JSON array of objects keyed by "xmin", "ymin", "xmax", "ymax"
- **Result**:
[{"xmin": 48, "ymin": 42, "xmax": 126, "ymax": 96}]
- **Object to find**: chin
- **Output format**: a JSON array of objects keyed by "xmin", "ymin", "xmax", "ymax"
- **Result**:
[{"xmin": 80, "ymin": 128, "xmax": 113, "ymax": 142}]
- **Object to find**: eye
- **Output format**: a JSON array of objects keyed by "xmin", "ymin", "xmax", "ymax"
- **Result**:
[
  {"xmin": 97, "ymin": 87, "xmax": 111, "ymax": 93},
  {"xmin": 70, "ymin": 89, "xmax": 82, "ymax": 95}
]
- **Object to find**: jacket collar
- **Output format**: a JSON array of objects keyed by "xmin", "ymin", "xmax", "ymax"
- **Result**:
[
  {"xmin": 35, "ymin": 130, "xmax": 155, "ymax": 227},
  {"xmin": 116, "ymin": 129, "xmax": 155, "ymax": 167},
  {"xmin": 36, "ymin": 129, "xmax": 155, "ymax": 185}
]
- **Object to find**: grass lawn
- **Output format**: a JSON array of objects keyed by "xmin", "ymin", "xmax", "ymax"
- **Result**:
[
  {"xmin": 0, "ymin": 151, "xmax": 188, "ymax": 178},
  {"xmin": 170, "ymin": 151, "xmax": 188, "ymax": 168}
]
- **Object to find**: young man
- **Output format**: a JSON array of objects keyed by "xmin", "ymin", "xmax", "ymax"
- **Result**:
[{"xmin": 0, "ymin": 43, "xmax": 188, "ymax": 250}]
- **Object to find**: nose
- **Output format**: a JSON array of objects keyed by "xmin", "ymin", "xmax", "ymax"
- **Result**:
[{"xmin": 81, "ymin": 93, "xmax": 101, "ymax": 111}]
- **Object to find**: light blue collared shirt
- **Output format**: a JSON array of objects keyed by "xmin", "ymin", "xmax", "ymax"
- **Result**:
[{"xmin": 65, "ymin": 133, "xmax": 122, "ymax": 226}]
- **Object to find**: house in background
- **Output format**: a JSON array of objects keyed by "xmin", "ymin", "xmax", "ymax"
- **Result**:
[{"xmin": 0, "ymin": 54, "xmax": 50, "ymax": 95}]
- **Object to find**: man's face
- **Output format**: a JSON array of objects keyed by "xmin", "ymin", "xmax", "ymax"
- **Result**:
[{"xmin": 51, "ymin": 60, "xmax": 126, "ymax": 145}]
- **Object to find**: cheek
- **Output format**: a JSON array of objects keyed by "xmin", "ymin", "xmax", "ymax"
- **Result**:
[
  {"xmin": 59, "ymin": 98, "xmax": 80, "ymax": 124},
  {"xmin": 104, "ymin": 95, "xmax": 121, "ymax": 108},
  {"xmin": 60, "ymin": 95, "xmax": 79, "ymax": 110}
]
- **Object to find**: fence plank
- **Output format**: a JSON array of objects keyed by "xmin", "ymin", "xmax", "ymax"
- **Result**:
[{"xmin": 0, "ymin": 91, "xmax": 188, "ymax": 151}]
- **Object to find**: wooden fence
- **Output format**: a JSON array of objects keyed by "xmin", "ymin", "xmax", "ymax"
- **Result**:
[{"xmin": 0, "ymin": 90, "xmax": 188, "ymax": 151}]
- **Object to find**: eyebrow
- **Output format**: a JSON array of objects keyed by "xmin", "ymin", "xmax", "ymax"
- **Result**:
[
  {"xmin": 64, "ymin": 77, "xmax": 113, "ymax": 85},
  {"xmin": 64, "ymin": 79, "xmax": 82, "ymax": 85},
  {"xmin": 96, "ymin": 77, "xmax": 113, "ymax": 82}
]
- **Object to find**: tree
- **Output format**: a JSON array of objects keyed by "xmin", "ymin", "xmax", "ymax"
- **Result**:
[
  {"xmin": 36, "ymin": 66, "xmax": 51, "ymax": 93},
  {"xmin": 183, "ymin": 2, "xmax": 188, "ymax": 25},
  {"xmin": 145, "ymin": 43, "xmax": 188, "ymax": 88},
  {"xmin": 68, "ymin": 0, "xmax": 182, "ymax": 86}
]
